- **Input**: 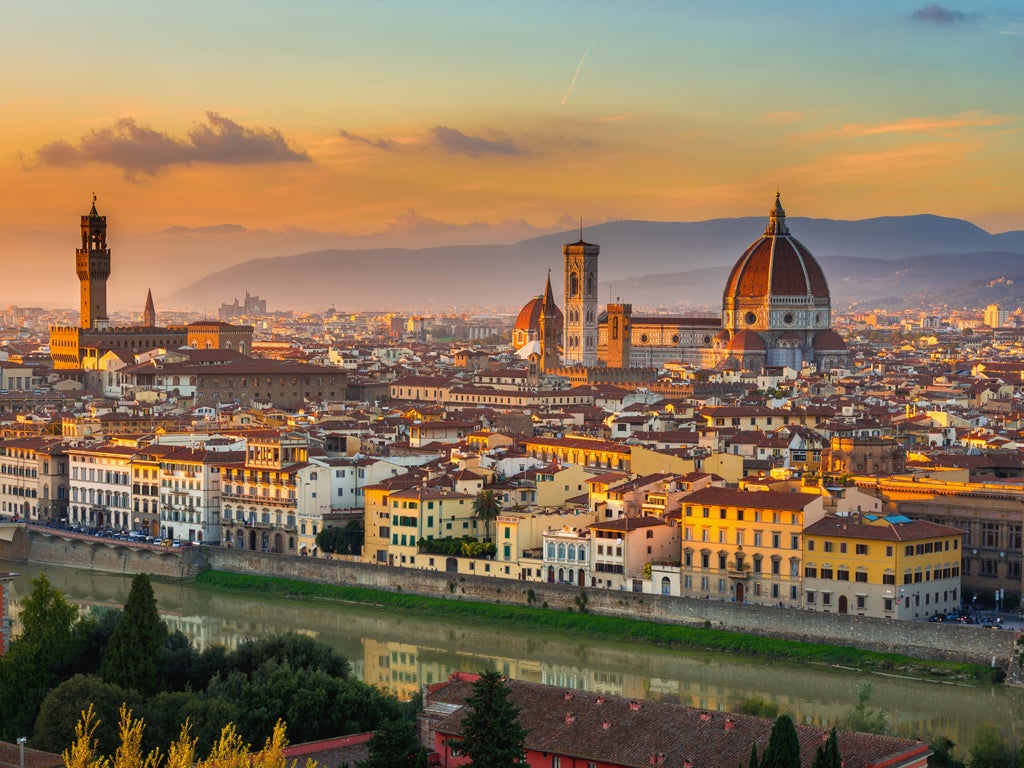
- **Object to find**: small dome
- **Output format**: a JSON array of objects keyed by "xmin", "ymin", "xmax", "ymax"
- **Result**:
[
  {"xmin": 514, "ymin": 296, "xmax": 544, "ymax": 332},
  {"xmin": 514, "ymin": 290, "xmax": 563, "ymax": 335},
  {"xmin": 728, "ymin": 330, "xmax": 766, "ymax": 352},
  {"xmin": 812, "ymin": 329, "xmax": 847, "ymax": 351}
]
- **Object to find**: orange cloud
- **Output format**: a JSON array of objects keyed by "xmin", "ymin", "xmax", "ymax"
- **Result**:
[{"xmin": 831, "ymin": 111, "xmax": 1015, "ymax": 139}]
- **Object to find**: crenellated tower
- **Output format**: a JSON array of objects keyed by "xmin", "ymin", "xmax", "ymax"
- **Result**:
[
  {"xmin": 76, "ymin": 195, "xmax": 111, "ymax": 329},
  {"xmin": 562, "ymin": 225, "xmax": 599, "ymax": 367}
]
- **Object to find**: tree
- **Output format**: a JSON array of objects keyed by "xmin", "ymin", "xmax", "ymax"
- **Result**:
[
  {"xmin": 841, "ymin": 682, "xmax": 887, "ymax": 735},
  {"xmin": 316, "ymin": 521, "xmax": 364, "ymax": 555},
  {"xmin": 760, "ymin": 714, "xmax": 801, "ymax": 768},
  {"xmin": 810, "ymin": 728, "xmax": 841, "ymax": 768},
  {"xmin": 472, "ymin": 490, "xmax": 502, "ymax": 543},
  {"xmin": 456, "ymin": 671, "xmax": 526, "ymax": 768},
  {"xmin": 968, "ymin": 724, "xmax": 1015, "ymax": 768},
  {"xmin": 34, "ymin": 674, "xmax": 138, "ymax": 755},
  {"xmin": 101, "ymin": 573, "xmax": 169, "ymax": 695},
  {"xmin": 927, "ymin": 736, "xmax": 965, "ymax": 768},
  {"xmin": 360, "ymin": 718, "xmax": 427, "ymax": 768},
  {"xmin": 0, "ymin": 574, "xmax": 89, "ymax": 740}
]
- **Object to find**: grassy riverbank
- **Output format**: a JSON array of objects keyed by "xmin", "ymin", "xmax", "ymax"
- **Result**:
[{"xmin": 194, "ymin": 570, "xmax": 999, "ymax": 684}]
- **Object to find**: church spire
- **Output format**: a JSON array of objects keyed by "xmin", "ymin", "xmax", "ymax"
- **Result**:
[
  {"xmin": 143, "ymin": 288, "xmax": 156, "ymax": 327},
  {"xmin": 543, "ymin": 268, "xmax": 556, "ymax": 309},
  {"xmin": 764, "ymin": 191, "xmax": 790, "ymax": 236}
]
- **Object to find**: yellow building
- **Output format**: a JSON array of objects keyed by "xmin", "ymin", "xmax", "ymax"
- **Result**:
[
  {"xmin": 802, "ymin": 514, "xmax": 963, "ymax": 620},
  {"xmin": 679, "ymin": 487, "xmax": 826, "ymax": 605}
]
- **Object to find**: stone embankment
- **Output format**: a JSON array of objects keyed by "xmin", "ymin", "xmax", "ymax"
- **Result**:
[{"xmin": 1, "ymin": 525, "xmax": 1015, "ymax": 671}]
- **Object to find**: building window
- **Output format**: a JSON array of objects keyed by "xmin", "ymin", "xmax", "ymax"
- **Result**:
[{"xmin": 855, "ymin": 544, "xmax": 868, "ymax": 555}]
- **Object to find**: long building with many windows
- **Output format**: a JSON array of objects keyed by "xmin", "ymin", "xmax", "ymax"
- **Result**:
[{"xmin": 802, "ymin": 514, "xmax": 962, "ymax": 619}]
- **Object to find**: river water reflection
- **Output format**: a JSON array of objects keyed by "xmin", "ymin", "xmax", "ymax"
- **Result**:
[{"xmin": 2, "ymin": 560, "xmax": 1020, "ymax": 748}]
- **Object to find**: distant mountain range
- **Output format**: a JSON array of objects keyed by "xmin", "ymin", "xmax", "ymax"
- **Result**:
[{"xmin": 166, "ymin": 215, "xmax": 1024, "ymax": 313}]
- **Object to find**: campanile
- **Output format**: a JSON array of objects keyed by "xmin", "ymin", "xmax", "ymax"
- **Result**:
[
  {"xmin": 562, "ymin": 227, "xmax": 599, "ymax": 367},
  {"xmin": 76, "ymin": 195, "xmax": 111, "ymax": 329}
]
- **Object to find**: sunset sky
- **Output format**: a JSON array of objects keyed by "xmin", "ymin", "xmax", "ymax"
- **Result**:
[{"xmin": 2, "ymin": 0, "xmax": 1022, "ymax": 273}]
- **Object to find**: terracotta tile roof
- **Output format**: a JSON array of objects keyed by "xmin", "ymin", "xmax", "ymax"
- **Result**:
[
  {"xmin": 804, "ymin": 515, "xmax": 963, "ymax": 541},
  {"xmin": 682, "ymin": 486, "xmax": 822, "ymax": 512},
  {"xmin": 426, "ymin": 675, "xmax": 927, "ymax": 768}
]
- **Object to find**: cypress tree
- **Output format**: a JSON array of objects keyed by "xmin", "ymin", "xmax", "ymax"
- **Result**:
[
  {"xmin": 761, "ymin": 714, "xmax": 801, "ymax": 768},
  {"xmin": 457, "ymin": 670, "xmax": 527, "ymax": 768},
  {"xmin": 100, "ymin": 573, "xmax": 168, "ymax": 695}
]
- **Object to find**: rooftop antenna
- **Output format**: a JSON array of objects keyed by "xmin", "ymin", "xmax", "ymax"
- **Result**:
[{"xmin": 579, "ymin": 216, "xmax": 583, "ymax": 241}]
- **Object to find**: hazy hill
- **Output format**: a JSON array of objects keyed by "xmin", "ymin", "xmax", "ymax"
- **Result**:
[{"xmin": 167, "ymin": 215, "xmax": 1024, "ymax": 312}]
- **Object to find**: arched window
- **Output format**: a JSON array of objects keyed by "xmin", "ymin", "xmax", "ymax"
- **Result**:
[
  {"xmin": 547, "ymin": 542, "xmax": 555, "ymax": 559},
  {"xmin": 557, "ymin": 543, "xmax": 566, "ymax": 559},
  {"xmin": 578, "ymin": 545, "xmax": 586, "ymax": 561},
  {"xmin": 568, "ymin": 546, "xmax": 575, "ymax": 561},
  {"xmin": 612, "ymin": 317, "xmax": 619, "ymax": 340},
  {"xmin": 569, "ymin": 272, "xmax": 579, "ymax": 297}
]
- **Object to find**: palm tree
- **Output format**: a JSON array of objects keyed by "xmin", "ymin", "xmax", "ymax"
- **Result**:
[{"xmin": 472, "ymin": 489, "xmax": 502, "ymax": 542}]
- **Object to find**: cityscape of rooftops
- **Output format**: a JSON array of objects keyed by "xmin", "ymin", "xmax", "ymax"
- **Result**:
[{"xmin": 2, "ymin": 2, "xmax": 1024, "ymax": 767}]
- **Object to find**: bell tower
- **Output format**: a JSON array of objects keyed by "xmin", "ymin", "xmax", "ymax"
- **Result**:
[
  {"xmin": 76, "ymin": 195, "xmax": 111, "ymax": 329},
  {"xmin": 562, "ymin": 223, "xmax": 599, "ymax": 367}
]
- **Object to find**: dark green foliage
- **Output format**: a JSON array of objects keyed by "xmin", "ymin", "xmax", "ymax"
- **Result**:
[
  {"xmin": 360, "ymin": 718, "xmax": 428, "ymax": 768},
  {"xmin": 810, "ymin": 728, "xmax": 841, "ymax": 768},
  {"xmin": 142, "ymin": 691, "xmax": 241, "ymax": 756},
  {"xmin": 0, "ymin": 574, "xmax": 89, "ymax": 740},
  {"xmin": 100, "ymin": 573, "xmax": 168, "ymax": 695},
  {"xmin": 969, "ymin": 724, "xmax": 1016, "ymax": 768},
  {"xmin": 472, "ymin": 489, "xmax": 502, "ymax": 542},
  {"xmin": 164, "ymin": 629, "xmax": 200, "ymax": 692},
  {"xmin": 201, "ymin": 636, "xmax": 401, "ymax": 743},
  {"xmin": 317, "ymin": 520, "xmax": 364, "ymax": 555},
  {"xmin": 928, "ymin": 736, "xmax": 965, "ymax": 768},
  {"xmin": 748, "ymin": 742, "xmax": 759, "ymax": 768},
  {"xmin": 31, "ymin": 674, "xmax": 137, "ymax": 755},
  {"xmin": 226, "ymin": 633, "xmax": 351, "ymax": 679},
  {"xmin": 417, "ymin": 536, "xmax": 496, "ymax": 558},
  {"xmin": 739, "ymin": 696, "xmax": 779, "ymax": 719},
  {"xmin": 760, "ymin": 715, "xmax": 801, "ymax": 768},
  {"xmin": 67, "ymin": 607, "xmax": 121, "ymax": 677},
  {"xmin": 457, "ymin": 670, "xmax": 527, "ymax": 768}
]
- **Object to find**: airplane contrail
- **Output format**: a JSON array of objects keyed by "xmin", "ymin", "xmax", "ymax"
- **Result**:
[{"xmin": 561, "ymin": 47, "xmax": 591, "ymax": 107}]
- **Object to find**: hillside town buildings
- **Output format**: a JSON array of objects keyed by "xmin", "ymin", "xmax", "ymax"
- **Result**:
[{"xmin": 6, "ymin": 194, "xmax": 1024, "ymax": 623}]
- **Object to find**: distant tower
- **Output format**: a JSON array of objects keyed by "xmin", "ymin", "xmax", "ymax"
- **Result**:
[
  {"xmin": 76, "ymin": 195, "xmax": 111, "ymax": 329},
  {"xmin": 606, "ymin": 302, "xmax": 632, "ymax": 369},
  {"xmin": 562, "ymin": 224, "xmax": 599, "ymax": 367},
  {"xmin": 142, "ymin": 288, "xmax": 156, "ymax": 327}
]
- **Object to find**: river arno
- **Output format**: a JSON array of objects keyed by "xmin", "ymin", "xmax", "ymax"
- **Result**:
[{"xmin": 3, "ymin": 560, "xmax": 1020, "ymax": 749}]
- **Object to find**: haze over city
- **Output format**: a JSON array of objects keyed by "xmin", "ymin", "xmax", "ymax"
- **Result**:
[{"xmin": 3, "ymin": 1, "xmax": 1023, "ymax": 307}]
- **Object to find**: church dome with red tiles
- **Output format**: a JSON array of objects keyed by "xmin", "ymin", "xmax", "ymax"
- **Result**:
[
  {"xmin": 727, "ymin": 329, "xmax": 766, "ymax": 352},
  {"xmin": 812, "ymin": 328, "xmax": 847, "ymax": 351},
  {"xmin": 723, "ymin": 194, "xmax": 829, "ymax": 302},
  {"xmin": 512, "ymin": 272, "xmax": 563, "ymax": 353}
]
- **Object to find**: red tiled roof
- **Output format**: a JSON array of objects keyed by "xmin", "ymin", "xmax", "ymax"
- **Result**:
[{"xmin": 426, "ymin": 675, "xmax": 926, "ymax": 768}]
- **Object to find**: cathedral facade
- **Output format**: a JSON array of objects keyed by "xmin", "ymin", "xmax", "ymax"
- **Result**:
[{"xmin": 513, "ymin": 194, "xmax": 847, "ymax": 373}]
